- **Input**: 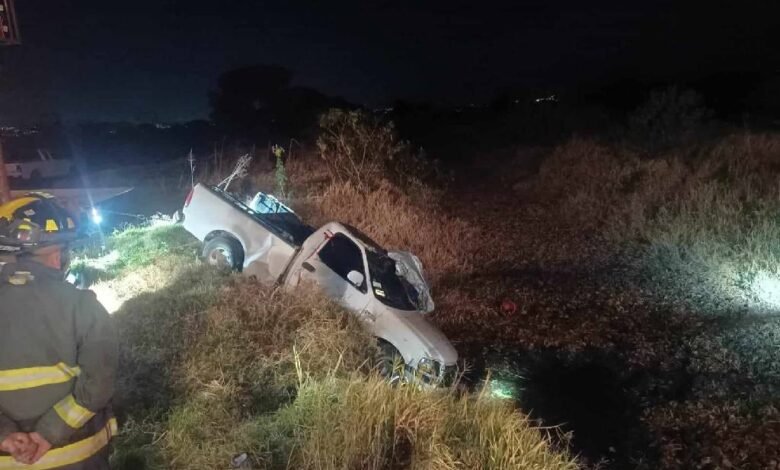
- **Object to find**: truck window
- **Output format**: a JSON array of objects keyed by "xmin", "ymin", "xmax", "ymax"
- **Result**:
[
  {"xmin": 366, "ymin": 250, "xmax": 419, "ymax": 311},
  {"xmin": 317, "ymin": 233, "xmax": 366, "ymax": 292}
]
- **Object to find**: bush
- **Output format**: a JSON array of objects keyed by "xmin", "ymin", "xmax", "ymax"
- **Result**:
[
  {"xmin": 316, "ymin": 109, "xmax": 405, "ymax": 189},
  {"xmin": 316, "ymin": 108, "xmax": 437, "ymax": 190},
  {"xmin": 629, "ymin": 86, "xmax": 710, "ymax": 151},
  {"xmin": 536, "ymin": 138, "xmax": 642, "ymax": 228}
]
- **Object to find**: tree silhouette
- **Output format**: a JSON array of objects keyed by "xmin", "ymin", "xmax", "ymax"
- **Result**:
[
  {"xmin": 209, "ymin": 64, "xmax": 351, "ymax": 141},
  {"xmin": 209, "ymin": 65, "xmax": 292, "ymax": 138}
]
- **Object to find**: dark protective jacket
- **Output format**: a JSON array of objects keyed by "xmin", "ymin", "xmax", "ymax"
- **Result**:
[{"xmin": 0, "ymin": 259, "xmax": 117, "ymax": 469}]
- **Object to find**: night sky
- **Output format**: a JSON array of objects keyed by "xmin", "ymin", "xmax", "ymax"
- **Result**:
[{"xmin": 1, "ymin": 0, "xmax": 778, "ymax": 123}]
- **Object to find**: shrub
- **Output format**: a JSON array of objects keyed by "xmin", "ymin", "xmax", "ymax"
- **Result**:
[
  {"xmin": 535, "ymin": 138, "xmax": 642, "ymax": 228},
  {"xmin": 316, "ymin": 109, "xmax": 405, "ymax": 189},
  {"xmin": 316, "ymin": 108, "xmax": 438, "ymax": 190},
  {"xmin": 628, "ymin": 86, "xmax": 710, "ymax": 151}
]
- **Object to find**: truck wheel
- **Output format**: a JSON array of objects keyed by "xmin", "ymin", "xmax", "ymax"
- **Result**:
[
  {"xmin": 203, "ymin": 236, "xmax": 243, "ymax": 271},
  {"xmin": 376, "ymin": 341, "xmax": 405, "ymax": 385}
]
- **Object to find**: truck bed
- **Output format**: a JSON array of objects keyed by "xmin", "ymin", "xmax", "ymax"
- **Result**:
[
  {"xmin": 183, "ymin": 183, "xmax": 315, "ymax": 282},
  {"xmin": 204, "ymin": 185, "xmax": 314, "ymax": 247}
]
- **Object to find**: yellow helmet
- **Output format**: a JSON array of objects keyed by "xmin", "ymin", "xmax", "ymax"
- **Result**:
[
  {"xmin": 0, "ymin": 193, "xmax": 77, "ymax": 234},
  {"xmin": 0, "ymin": 217, "xmax": 78, "ymax": 255}
]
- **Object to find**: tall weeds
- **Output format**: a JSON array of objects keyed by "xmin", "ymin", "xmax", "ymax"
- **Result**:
[
  {"xmin": 536, "ymin": 134, "xmax": 780, "ymax": 304},
  {"xmin": 104, "ymin": 227, "xmax": 574, "ymax": 469},
  {"xmin": 260, "ymin": 376, "xmax": 578, "ymax": 470}
]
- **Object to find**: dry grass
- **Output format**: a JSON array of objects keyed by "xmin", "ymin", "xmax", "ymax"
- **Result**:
[
  {"xmin": 285, "ymin": 131, "xmax": 780, "ymax": 468},
  {"xmin": 293, "ymin": 181, "xmax": 478, "ymax": 283},
  {"xmin": 259, "ymin": 375, "xmax": 578, "ymax": 470},
  {"xmin": 147, "ymin": 280, "xmax": 379, "ymax": 470},
  {"xmin": 644, "ymin": 400, "xmax": 780, "ymax": 469},
  {"xmin": 156, "ymin": 373, "xmax": 578, "ymax": 470},
  {"xmin": 536, "ymin": 137, "xmax": 643, "ymax": 228},
  {"xmin": 179, "ymin": 281, "xmax": 377, "ymax": 399},
  {"xmin": 103, "ymin": 130, "xmax": 780, "ymax": 469},
  {"xmin": 274, "ymin": 132, "xmax": 780, "ymax": 469},
  {"xmin": 100, "ymin": 226, "xmax": 574, "ymax": 470},
  {"xmin": 535, "ymin": 133, "xmax": 780, "ymax": 310},
  {"xmin": 530, "ymin": 133, "xmax": 780, "ymax": 467}
]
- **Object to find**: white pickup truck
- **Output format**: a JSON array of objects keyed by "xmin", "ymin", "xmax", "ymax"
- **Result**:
[
  {"xmin": 181, "ymin": 183, "xmax": 458, "ymax": 385},
  {"xmin": 4, "ymin": 150, "xmax": 74, "ymax": 181}
]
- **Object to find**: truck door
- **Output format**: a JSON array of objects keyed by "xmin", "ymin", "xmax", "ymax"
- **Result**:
[{"xmin": 301, "ymin": 232, "xmax": 370, "ymax": 313}]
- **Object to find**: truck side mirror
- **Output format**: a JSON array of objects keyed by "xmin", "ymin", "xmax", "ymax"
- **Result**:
[{"xmin": 347, "ymin": 270, "xmax": 364, "ymax": 288}]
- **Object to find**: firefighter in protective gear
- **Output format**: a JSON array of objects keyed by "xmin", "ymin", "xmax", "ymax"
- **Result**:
[{"xmin": 0, "ymin": 220, "xmax": 117, "ymax": 469}]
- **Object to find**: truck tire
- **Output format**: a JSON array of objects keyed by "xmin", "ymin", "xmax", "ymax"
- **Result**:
[
  {"xmin": 376, "ymin": 340, "xmax": 405, "ymax": 385},
  {"xmin": 203, "ymin": 236, "xmax": 244, "ymax": 271}
]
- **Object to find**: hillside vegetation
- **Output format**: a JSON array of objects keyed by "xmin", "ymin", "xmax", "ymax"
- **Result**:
[
  {"xmin": 77, "ymin": 113, "xmax": 780, "ymax": 469},
  {"xmin": 535, "ymin": 133, "xmax": 780, "ymax": 468},
  {"xmin": 290, "ymin": 122, "xmax": 780, "ymax": 468},
  {"xmin": 538, "ymin": 133, "xmax": 780, "ymax": 307},
  {"xmin": 75, "ymin": 225, "xmax": 576, "ymax": 469},
  {"xmin": 455, "ymin": 132, "xmax": 780, "ymax": 468}
]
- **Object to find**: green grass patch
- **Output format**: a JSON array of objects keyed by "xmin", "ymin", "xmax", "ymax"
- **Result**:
[
  {"xmin": 72, "ymin": 225, "xmax": 199, "ymax": 282},
  {"xmin": 107, "ymin": 225, "xmax": 200, "ymax": 274}
]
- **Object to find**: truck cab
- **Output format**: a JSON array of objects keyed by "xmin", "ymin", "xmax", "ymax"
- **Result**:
[{"xmin": 282, "ymin": 222, "xmax": 457, "ymax": 384}]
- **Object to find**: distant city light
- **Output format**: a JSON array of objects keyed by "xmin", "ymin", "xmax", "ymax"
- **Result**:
[{"xmin": 534, "ymin": 94, "xmax": 558, "ymax": 103}]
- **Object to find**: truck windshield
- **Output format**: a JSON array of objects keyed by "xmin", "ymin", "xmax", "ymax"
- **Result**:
[{"xmin": 366, "ymin": 250, "xmax": 419, "ymax": 311}]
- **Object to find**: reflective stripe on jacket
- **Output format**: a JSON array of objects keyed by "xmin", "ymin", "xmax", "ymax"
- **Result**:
[
  {"xmin": 0, "ymin": 414, "xmax": 116, "ymax": 469},
  {"xmin": 0, "ymin": 260, "xmax": 117, "ymax": 469}
]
